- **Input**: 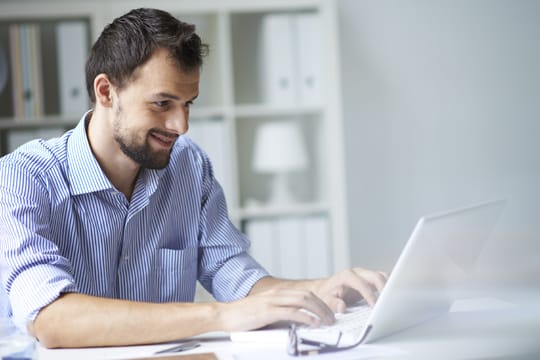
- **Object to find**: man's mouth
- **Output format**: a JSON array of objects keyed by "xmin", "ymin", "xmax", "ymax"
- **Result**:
[{"xmin": 150, "ymin": 131, "xmax": 178, "ymax": 148}]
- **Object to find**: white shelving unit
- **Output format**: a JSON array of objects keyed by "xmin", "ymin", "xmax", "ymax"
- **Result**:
[{"xmin": 0, "ymin": 0, "xmax": 349, "ymax": 292}]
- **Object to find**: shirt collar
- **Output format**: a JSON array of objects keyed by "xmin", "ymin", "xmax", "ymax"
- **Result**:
[
  {"xmin": 67, "ymin": 111, "xmax": 115, "ymax": 195},
  {"xmin": 67, "ymin": 111, "xmax": 166, "ymax": 197}
]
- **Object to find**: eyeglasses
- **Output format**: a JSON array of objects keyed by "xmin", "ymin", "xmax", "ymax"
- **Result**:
[{"xmin": 287, "ymin": 324, "xmax": 355, "ymax": 356}]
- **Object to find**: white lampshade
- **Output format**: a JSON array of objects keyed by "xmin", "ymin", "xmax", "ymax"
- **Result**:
[
  {"xmin": 252, "ymin": 121, "xmax": 308, "ymax": 173},
  {"xmin": 252, "ymin": 121, "xmax": 308, "ymax": 206}
]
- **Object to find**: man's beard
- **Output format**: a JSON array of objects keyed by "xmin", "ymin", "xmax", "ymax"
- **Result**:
[
  {"xmin": 113, "ymin": 109, "xmax": 174, "ymax": 170},
  {"xmin": 116, "ymin": 134, "xmax": 172, "ymax": 169}
]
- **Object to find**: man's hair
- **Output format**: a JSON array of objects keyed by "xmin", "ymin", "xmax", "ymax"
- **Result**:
[{"xmin": 85, "ymin": 8, "xmax": 209, "ymax": 103}]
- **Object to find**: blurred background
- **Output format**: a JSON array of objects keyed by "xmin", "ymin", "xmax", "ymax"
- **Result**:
[{"xmin": 338, "ymin": 0, "xmax": 540, "ymax": 298}]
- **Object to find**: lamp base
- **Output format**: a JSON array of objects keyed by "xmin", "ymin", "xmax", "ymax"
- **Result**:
[{"xmin": 266, "ymin": 172, "xmax": 297, "ymax": 206}]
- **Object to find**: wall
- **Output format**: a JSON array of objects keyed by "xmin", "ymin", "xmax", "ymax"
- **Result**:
[{"xmin": 338, "ymin": 0, "xmax": 540, "ymax": 296}]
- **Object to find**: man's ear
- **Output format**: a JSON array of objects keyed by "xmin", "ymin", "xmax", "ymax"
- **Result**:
[{"xmin": 94, "ymin": 73, "xmax": 114, "ymax": 108}]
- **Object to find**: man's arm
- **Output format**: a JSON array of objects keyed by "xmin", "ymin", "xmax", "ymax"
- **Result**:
[
  {"xmin": 31, "ymin": 285, "xmax": 338, "ymax": 348},
  {"xmin": 31, "ymin": 267, "xmax": 386, "ymax": 348},
  {"xmin": 30, "ymin": 293, "xmax": 221, "ymax": 348},
  {"xmin": 249, "ymin": 267, "xmax": 388, "ymax": 313}
]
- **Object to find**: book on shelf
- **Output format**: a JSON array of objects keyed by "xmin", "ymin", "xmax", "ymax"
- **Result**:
[
  {"xmin": 245, "ymin": 215, "xmax": 330, "ymax": 279},
  {"xmin": 0, "ymin": 24, "xmax": 13, "ymax": 119},
  {"xmin": 0, "ymin": 19, "xmax": 89, "ymax": 120},
  {"xmin": 9, "ymin": 23, "xmax": 44, "ymax": 119}
]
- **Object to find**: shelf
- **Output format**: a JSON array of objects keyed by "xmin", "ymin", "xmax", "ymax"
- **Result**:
[
  {"xmin": 0, "ymin": 116, "xmax": 78, "ymax": 129},
  {"xmin": 190, "ymin": 106, "xmax": 227, "ymax": 120},
  {"xmin": 233, "ymin": 201, "xmax": 328, "ymax": 220},
  {"xmin": 233, "ymin": 104, "xmax": 323, "ymax": 118}
]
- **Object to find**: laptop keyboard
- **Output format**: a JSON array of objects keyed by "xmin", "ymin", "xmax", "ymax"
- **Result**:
[
  {"xmin": 229, "ymin": 302, "xmax": 373, "ymax": 346},
  {"xmin": 298, "ymin": 303, "xmax": 372, "ymax": 346}
]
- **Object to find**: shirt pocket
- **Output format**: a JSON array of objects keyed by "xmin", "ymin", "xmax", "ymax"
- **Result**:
[{"xmin": 154, "ymin": 247, "xmax": 198, "ymax": 302}]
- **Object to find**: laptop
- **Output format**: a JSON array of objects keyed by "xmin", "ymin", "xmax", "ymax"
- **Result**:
[{"xmin": 231, "ymin": 199, "xmax": 506, "ymax": 347}]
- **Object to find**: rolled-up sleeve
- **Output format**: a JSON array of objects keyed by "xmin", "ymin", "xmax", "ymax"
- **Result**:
[
  {"xmin": 196, "ymin": 159, "xmax": 268, "ymax": 302},
  {"xmin": 0, "ymin": 162, "xmax": 78, "ymax": 332}
]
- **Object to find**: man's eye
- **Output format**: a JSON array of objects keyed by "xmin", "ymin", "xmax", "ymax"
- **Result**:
[
  {"xmin": 185, "ymin": 101, "xmax": 194, "ymax": 109},
  {"xmin": 154, "ymin": 101, "xmax": 170, "ymax": 108}
]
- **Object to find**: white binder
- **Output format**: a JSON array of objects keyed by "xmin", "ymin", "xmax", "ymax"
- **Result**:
[
  {"xmin": 56, "ymin": 21, "xmax": 89, "ymax": 118},
  {"xmin": 295, "ymin": 13, "xmax": 323, "ymax": 106},
  {"xmin": 304, "ymin": 215, "xmax": 330, "ymax": 278},
  {"xmin": 259, "ymin": 14, "xmax": 298, "ymax": 106},
  {"xmin": 187, "ymin": 118, "xmax": 231, "ymax": 196},
  {"xmin": 245, "ymin": 219, "xmax": 279, "ymax": 276},
  {"xmin": 276, "ymin": 217, "xmax": 305, "ymax": 279}
]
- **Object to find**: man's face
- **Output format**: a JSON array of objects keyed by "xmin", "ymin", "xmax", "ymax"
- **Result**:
[{"xmin": 111, "ymin": 48, "xmax": 200, "ymax": 169}]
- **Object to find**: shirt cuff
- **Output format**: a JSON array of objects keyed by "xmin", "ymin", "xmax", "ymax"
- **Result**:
[
  {"xmin": 212, "ymin": 253, "xmax": 269, "ymax": 302},
  {"xmin": 10, "ymin": 264, "xmax": 78, "ymax": 333}
]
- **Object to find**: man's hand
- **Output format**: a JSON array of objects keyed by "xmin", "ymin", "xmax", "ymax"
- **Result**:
[
  {"xmin": 311, "ymin": 267, "xmax": 388, "ymax": 313},
  {"xmin": 237, "ymin": 268, "xmax": 388, "ymax": 331},
  {"xmin": 218, "ymin": 288, "xmax": 335, "ymax": 332}
]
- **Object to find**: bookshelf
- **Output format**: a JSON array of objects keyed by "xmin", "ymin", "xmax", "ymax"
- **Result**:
[
  {"xmin": 0, "ymin": 2, "xmax": 97, "ymax": 153},
  {"xmin": 0, "ymin": 0, "xmax": 349, "ymax": 291}
]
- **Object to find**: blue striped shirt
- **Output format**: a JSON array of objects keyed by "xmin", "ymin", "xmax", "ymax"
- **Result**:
[{"xmin": 0, "ymin": 114, "xmax": 268, "ymax": 331}]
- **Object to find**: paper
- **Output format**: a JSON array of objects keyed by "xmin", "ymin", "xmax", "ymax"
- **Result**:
[
  {"xmin": 232, "ymin": 344, "xmax": 406, "ymax": 360},
  {"xmin": 128, "ymin": 353, "xmax": 218, "ymax": 360}
]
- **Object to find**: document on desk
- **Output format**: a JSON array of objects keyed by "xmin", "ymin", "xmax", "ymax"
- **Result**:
[
  {"xmin": 126, "ymin": 353, "xmax": 217, "ymax": 360},
  {"xmin": 232, "ymin": 345, "xmax": 406, "ymax": 360}
]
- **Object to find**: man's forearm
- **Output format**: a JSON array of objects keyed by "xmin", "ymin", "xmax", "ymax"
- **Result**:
[
  {"xmin": 30, "ymin": 292, "xmax": 222, "ymax": 348},
  {"xmin": 249, "ymin": 276, "xmax": 325, "ymax": 295}
]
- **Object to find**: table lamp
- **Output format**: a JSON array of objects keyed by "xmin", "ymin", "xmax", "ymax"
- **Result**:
[{"xmin": 252, "ymin": 121, "xmax": 308, "ymax": 206}]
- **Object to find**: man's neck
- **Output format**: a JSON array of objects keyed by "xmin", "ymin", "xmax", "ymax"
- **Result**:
[{"xmin": 86, "ymin": 109, "xmax": 140, "ymax": 201}]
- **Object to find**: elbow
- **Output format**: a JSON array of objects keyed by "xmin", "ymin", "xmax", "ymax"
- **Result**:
[{"xmin": 30, "ymin": 317, "xmax": 64, "ymax": 349}]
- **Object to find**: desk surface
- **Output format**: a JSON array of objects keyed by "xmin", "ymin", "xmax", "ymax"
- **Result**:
[{"xmin": 37, "ymin": 297, "xmax": 540, "ymax": 360}]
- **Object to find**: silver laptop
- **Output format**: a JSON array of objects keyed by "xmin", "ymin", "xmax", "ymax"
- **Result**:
[{"xmin": 232, "ymin": 199, "xmax": 506, "ymax": 348}]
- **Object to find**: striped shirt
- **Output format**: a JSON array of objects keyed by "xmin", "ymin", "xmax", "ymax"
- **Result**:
[{"xmin": 0, "ymin": 113, "xmax": 268, "ymax": 331}]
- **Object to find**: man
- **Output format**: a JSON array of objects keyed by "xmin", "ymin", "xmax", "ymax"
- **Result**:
[{"xmin": 0, "ymin": 8, "xmax": 386, "ymax": 348}]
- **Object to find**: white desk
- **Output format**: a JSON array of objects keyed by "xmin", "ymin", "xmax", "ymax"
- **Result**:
[{"xmin": 37, "ymin": 298, "xmax": 540, "ymax": 360}]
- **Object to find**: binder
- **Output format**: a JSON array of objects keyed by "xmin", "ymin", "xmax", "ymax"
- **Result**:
[
  {"xmin": 28, "ymin": 24, "xmax": 44, "ymax": 117},
  {"xmin": 0, "ymin": 25, "xmax": 14, "ymax": 118},
  {"xmin": 303, "ymin": 215, "xmax": 330, "ymax": 278},
  {"xmin": 202, "ymin": 119, "xmax": 230, "ymax": 196},
  {"xmin": 295, "ymin": 13, "xmax": 322, "ymax": 106},
  {"xmin": 11, "ymin": 24, "xmax": 44, "ymax": 119},
  {"xmin": 245, "ymin": 219, "xmax": 279, "ymax": 276},
  {"xmin": 276, "ymin": 217, "xmax": 304, "ymax": 279},
  {"xmin": 19, "ymin": 24, "xmax": 32, "ymax": 117},
  {"xmin": 9, "ymin": 24, "xmax": 24, "ymax": 118},
  {"xmin": 56, "ymin": 21, "xmax": 89, "ymax": 117},
  {"xmin": 259, "ymin": 14, "xmax": 298, "ymax": 106},
  {"xmin": 187, "ymin": 118, "xmax": 231, "ymax": 196}
]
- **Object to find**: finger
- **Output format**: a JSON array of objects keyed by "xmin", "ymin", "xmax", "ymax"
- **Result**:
[
  {"xmin": 329, "ymin": 297, "xmax": 347, "ymax": 314},
  {"xmin": 272, "ymin": 307, "xmax": 322, "ymax": 328},
  {"xmin": 339, "ymin": 269, "xmax": 379, "ymax": 306},
  {"xmin": 293, "ymin": 292, "xmax": 335, "ymax": 325},
  {"xmin": 267, "ymin": 290, "xmax": 335, "ymax": 325},
  {"xmin": 352, "ymin": 268, "xmax": 388, "ymax": 292}
]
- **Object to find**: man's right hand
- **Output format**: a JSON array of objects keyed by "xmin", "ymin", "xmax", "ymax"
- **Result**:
[{"xmin": 217, "ymin": 287, "xmax": 335, "ymax": 332}]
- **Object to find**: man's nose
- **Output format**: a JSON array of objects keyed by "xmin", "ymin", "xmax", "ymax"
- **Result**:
[{"xmin": 166, "ymin": 109, "xmax": 189, "ymax": 135}]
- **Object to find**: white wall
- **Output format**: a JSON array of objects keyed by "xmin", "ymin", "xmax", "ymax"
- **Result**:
[{"xmin": 338, "ymin": 0, "xmax": 540, "ymax": 295}]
